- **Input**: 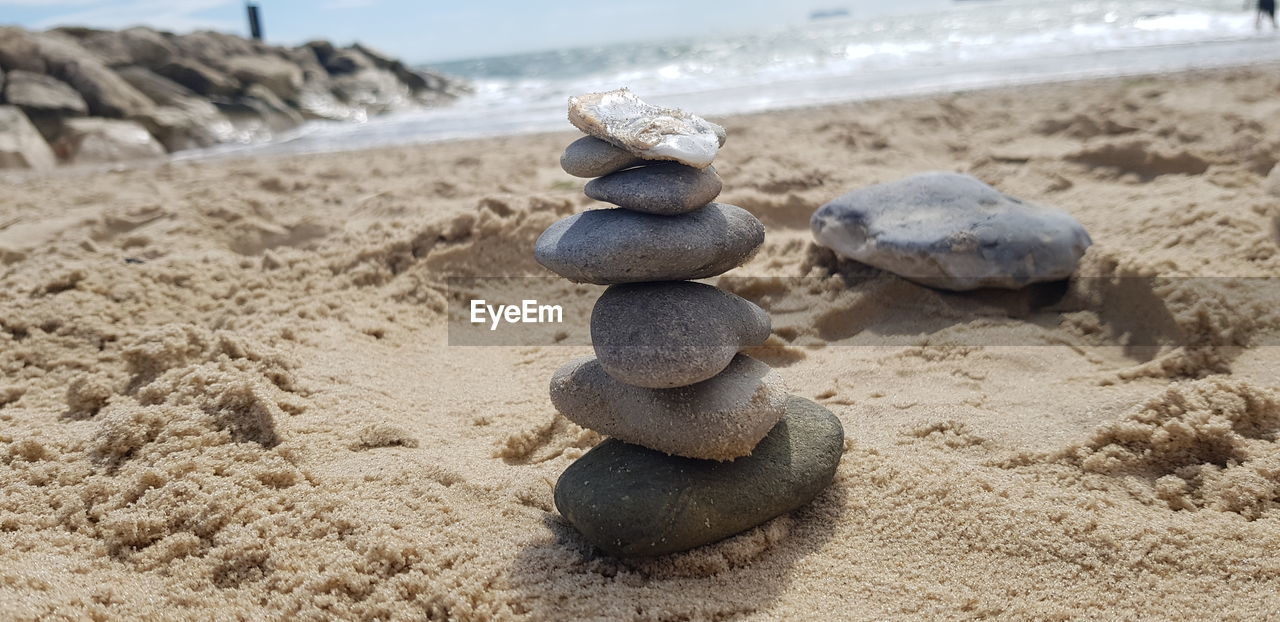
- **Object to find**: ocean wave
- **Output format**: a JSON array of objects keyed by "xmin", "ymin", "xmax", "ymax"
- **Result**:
[{"xmin": 183, "ymin": 0, "xmax": 1278, "ymax": 159}]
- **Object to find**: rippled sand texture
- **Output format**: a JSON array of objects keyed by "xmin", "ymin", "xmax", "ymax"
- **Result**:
[{"xmin": 2, "ymin": 65, "xmax": 1280, "ymax": 620}]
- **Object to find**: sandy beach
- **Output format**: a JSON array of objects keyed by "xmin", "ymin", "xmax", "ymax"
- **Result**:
[{"xmin": 2, "ymin": 63, "xmax": 1280, "ymax": 620}]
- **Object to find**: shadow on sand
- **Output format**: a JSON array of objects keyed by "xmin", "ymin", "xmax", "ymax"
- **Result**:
[{"xmin": 760, "ymin": 249, "xmax": 1252, "ymax": 371}]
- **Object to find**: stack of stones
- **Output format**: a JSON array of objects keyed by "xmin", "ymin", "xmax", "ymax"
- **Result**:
[{"xmin": 535, "ymin": 88, "xmax": 845, "ymax": 558}]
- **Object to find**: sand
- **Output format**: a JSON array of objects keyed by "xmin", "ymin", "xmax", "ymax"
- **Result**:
[{"xmin": 2, "ymin": 64, "xmax": 1280, "ymax": 620}]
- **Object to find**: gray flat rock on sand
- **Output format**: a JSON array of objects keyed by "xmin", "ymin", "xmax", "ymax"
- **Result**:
[
  {"xmin": 810, "ymin": 172, "xmax": 1092, "ymax": 291},
  {"xmin": 592, "ymin": 281, "xmax": 770, "ymax": 388},
  {"xmin": 560, "ymin": 136, "xmax": 644, "ymax": 178},
  {"xmin": 535, "ymin": 202, "xmax": 764, "ymax": 284},
  {"xmin": 568, "ymin": 88, "xmax": 724, "ymax": 169},
  {"xmin": 584, "ymin": 162, "xmax": 722, "ymax": 215},
  {"xmin": 554, "ymin": 395, "xmax": 844, "ymax": 557},
  {"xmin": 549, "ymin": 354, "xmax": 786, "ymax": 461}
]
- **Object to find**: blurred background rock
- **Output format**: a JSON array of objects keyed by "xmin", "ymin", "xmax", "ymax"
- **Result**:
[{"xmin": 0, "ymin": 25, "xmax": 468, "ymax": 168}]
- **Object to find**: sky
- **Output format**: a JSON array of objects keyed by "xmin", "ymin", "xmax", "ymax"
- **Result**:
[{"xmin": 0, "ymin": 0, "xmax": 952, "ymax": 63}]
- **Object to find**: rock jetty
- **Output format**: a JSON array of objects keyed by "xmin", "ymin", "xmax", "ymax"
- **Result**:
[
  {"xmin": 538, "ymin": 88, "xmax": 844, "ymax": 557},
  {"xmin": 0, "ymin": 26, "xmax": 467, "ymax": 169}
]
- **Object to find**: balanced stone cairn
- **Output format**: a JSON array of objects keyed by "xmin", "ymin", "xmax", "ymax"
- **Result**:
[{"xmin": 535, "ymin": 89, "xmax": 845, "ymax": 558}]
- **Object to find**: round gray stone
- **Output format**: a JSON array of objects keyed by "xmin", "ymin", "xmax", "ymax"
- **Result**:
[
  {"xmin": 584, "ymin": 162, "xmax": 722, "ymax": 215},
  {"xmin": 535, "ymin": 202, "xmax": 765, "ymax": 285},
  {"xmin": 810, "ymin": 172, "xmax": 1092, "ymax": 291},
  {"xmin": 550, "ymin": 354, "xmax": 786, "ymax": 461},
  {"xmin": 592, "ymin": 281, "xmax": 770, "ymax": 388},
  {"xmin": 554, "ymin": 395, "xmax": 844, "ymax": 558},
  {"xmin": 560, "ymin": 136, "xmax": 643, "ymax": 178}
]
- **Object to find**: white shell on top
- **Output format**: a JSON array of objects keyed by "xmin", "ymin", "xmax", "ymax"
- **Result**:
[{"xmin": 567, "ymin": 88, "xmax": 723, "ymax": 169}]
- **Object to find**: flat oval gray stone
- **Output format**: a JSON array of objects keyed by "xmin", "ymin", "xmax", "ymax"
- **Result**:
[
  {"xmin": 584, "ymin": 162, "xmax": 722, "ymax": 215},
  {"xmin": 592, "ymin": 282, "xmax": 769, "ymax": 388},
  {"xmin": 554, "ymin": 395, "xmax": 844, "ymax": 557},
  {"xmin": 550, "ymin": 354, "xmax": 786, "ymax": 461},
  {"xmin": 535, "ymin": 202, "xmax": 764, "ymax": 285},
  {"xmin": 560, "ymin": 136, "xmax": 643, "ymax": 178},
  {"xmin": 811, "ymin": 172, "xmax": 1092, "ymax": 291}
]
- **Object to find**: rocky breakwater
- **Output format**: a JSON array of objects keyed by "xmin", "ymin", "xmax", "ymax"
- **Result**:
[
  {"xmin": 536, "ymin": 89, "xmax": 845, "ymax": 557},
  {"xmin": 0, "ymin": 25, "xmax": 468, "ymax": 169}
]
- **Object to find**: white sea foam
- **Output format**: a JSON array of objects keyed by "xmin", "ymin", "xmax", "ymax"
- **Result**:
[{"xmin": 183, "ymin": 0, "xmax": 1280, "ymax": 160}]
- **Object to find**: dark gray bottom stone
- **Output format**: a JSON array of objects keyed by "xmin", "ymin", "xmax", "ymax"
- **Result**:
[{"xmin": 553, "ymin": 395, "xmax": 844, "ymax": 558}]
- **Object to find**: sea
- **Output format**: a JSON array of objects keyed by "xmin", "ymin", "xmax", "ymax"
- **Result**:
[{"xmin": 187, "ymin": 0, "xmax": 1280, "ymax": 159}]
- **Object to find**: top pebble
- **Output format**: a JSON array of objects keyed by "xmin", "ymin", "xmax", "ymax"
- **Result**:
[{"xmin": 568, "ymin": 88, "xmax": 724, "ymax": 169}]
